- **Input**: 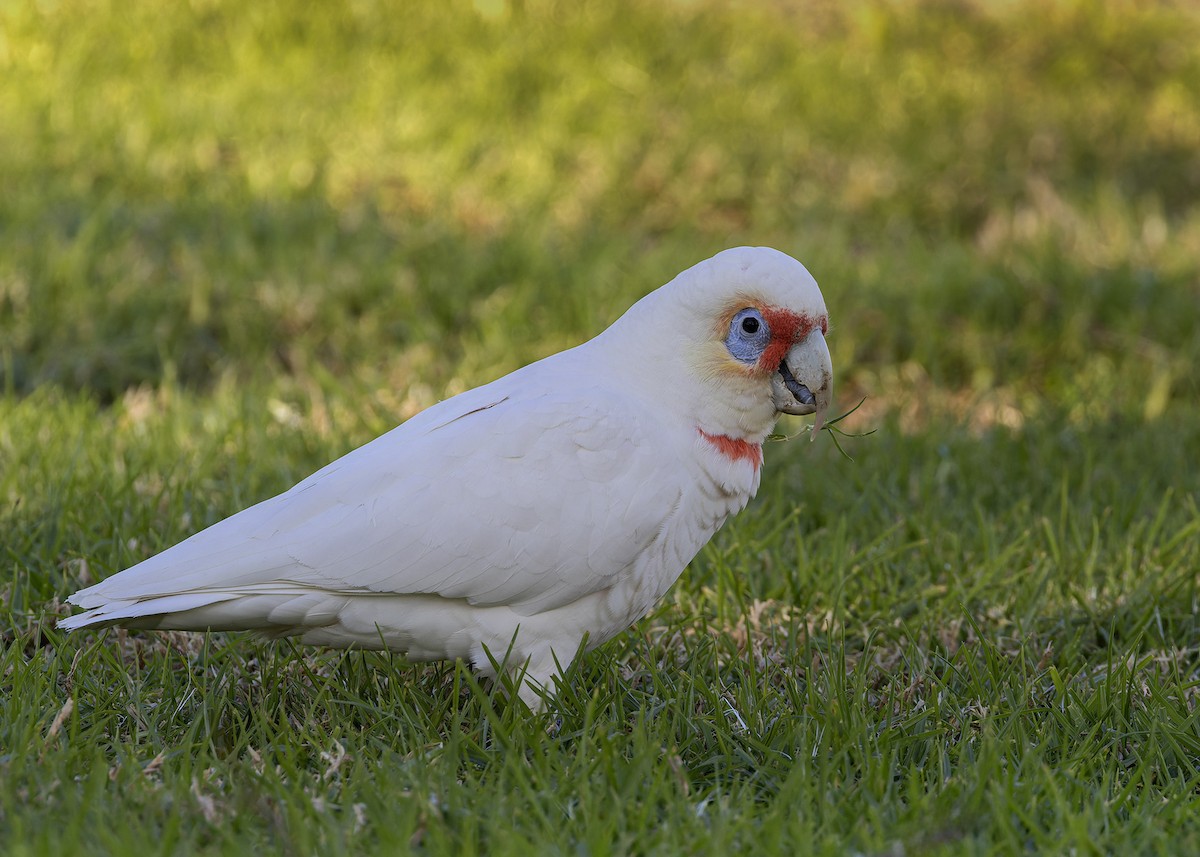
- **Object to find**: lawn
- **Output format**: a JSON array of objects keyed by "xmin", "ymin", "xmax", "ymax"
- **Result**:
[{"xmin": 3, "ymin": 0, "xmax": 1200, "ymax": 853}]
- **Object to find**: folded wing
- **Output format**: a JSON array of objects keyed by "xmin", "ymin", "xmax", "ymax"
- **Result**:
[{"xmin": 63, "ymin": 379, "xmax": 682, "ymax": 629}]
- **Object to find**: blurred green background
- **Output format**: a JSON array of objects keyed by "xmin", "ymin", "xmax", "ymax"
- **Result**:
[
  {"xmin": 3, "ymin": 1, "xmax": 1200, "ymax": 853},
  {"xmin": 3, "ymin": 0, "xmax": 1197, "ymax": 417}
]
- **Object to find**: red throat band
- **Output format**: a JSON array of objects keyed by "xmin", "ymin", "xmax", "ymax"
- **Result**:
[{"xmin": 697, "ymin": 428, "xmax": 763, "ymax": 470}]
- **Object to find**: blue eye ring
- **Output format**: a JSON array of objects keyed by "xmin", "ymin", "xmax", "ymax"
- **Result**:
[{"xmin": 725, "ymin": 308, "xmax": 770, "ymax": 364}]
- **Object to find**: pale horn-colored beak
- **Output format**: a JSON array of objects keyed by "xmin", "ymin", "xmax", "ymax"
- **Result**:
[{"xmin": 771, "ymin": 329, "xmax": 833, "ymax": 437}]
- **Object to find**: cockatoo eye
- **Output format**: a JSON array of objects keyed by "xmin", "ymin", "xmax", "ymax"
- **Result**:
[{"xmin": 725, "ymin": 308, "xmax": 771, "ymax": 363}]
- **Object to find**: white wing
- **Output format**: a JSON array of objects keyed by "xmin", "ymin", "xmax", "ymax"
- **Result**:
[{"xmin": 65, "ymin": 359, "xmax": 684, "ymax": 625}]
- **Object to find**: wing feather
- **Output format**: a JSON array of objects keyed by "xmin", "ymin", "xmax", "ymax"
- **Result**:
[{"xmin": 70, "ymin": 366, "xmax": 684, "ymax": 621}]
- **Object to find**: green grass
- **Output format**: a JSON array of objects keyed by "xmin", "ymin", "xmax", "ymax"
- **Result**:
[{"xmin": 3, "ymin": 0, "xmax": 1200, "ymax": 853}]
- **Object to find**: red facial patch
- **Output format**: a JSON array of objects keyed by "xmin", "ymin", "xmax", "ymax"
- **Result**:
[
  {"xmin": 698, "ymin": 428, "xmax": 763, "ymax": 470},
  {"xmin": 755, "ymin": 307, "xmax": 827, "ymax": 374}
]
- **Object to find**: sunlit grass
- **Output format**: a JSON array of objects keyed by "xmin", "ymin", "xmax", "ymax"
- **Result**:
[{"xmin": 3, "ymin": 0, "xmax": 1200, "ymax": 853}]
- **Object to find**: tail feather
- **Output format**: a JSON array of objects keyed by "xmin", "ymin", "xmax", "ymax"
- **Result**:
[
  {"xmin": 57, "ymin": 584, "xmax": 354, "ymax": 633},
  {"xmin": 57, "ymin": 591, "xmax": 242, "ymax": 631}
]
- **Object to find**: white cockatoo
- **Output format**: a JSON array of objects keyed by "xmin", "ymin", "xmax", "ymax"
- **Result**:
[{"xmin": 60, "ymin": 246, "xmax": 833, "ymax": 708}]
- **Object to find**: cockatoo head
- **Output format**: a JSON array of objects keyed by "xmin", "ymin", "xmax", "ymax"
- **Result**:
[{"xmin": 605, "ymin": 246, "xmax": 833, "ymax": 443}]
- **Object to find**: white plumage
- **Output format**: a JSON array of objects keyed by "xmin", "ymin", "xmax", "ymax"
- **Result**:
[{"xmin": 60, "ymin": 246, "xmax": 833, "ymax": 708}]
